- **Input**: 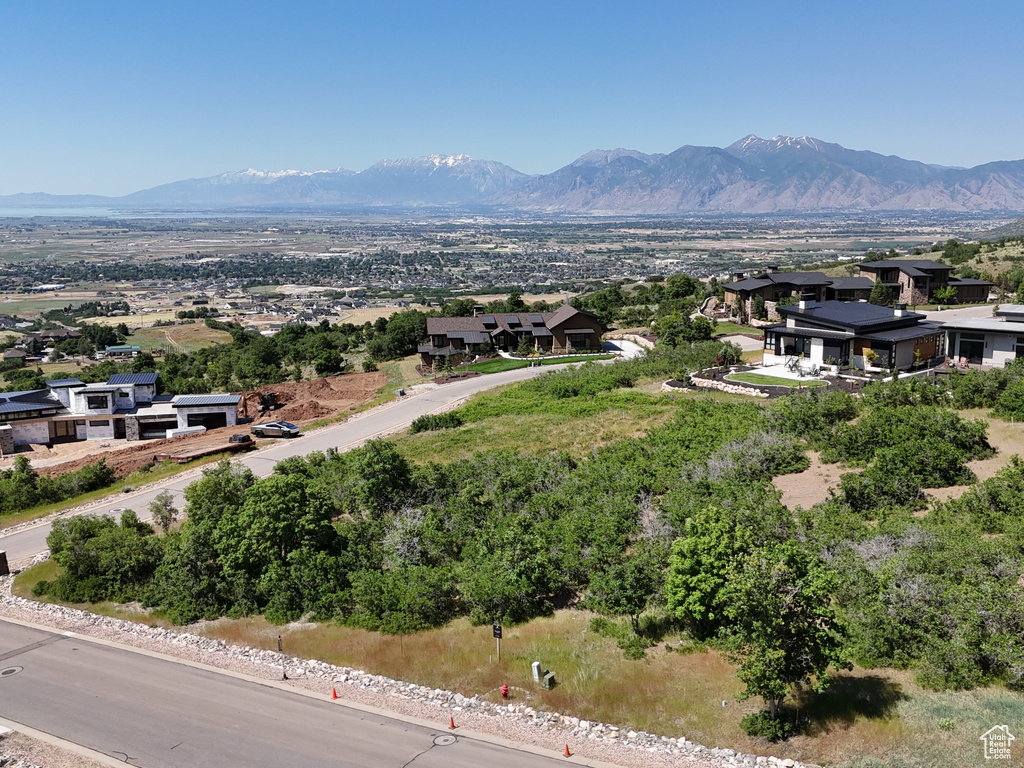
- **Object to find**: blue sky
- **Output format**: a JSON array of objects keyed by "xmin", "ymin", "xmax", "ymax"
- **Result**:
[{"xmin": 1, "ymin": 0, "xmax": 1022, "ymax": 195}]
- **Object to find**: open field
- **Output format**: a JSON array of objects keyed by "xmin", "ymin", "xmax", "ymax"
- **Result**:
[
  {"xmin": 337, "ymin": 307, "xmax": 402, "ymax": 324},
  {"xmin": 88, "ymin": 311, "xmax": 179, "ymax": 327},
  {"xmin": 393, "ymin": 398, "xmax": 677, "ymax": 463},
  {"xmin": 130, "ymin": 323, "xmax": 233, "ymax": 354}
]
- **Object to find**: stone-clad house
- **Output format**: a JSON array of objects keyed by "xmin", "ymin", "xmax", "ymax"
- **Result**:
[
  {"xmin": 418, "ymin": 304, "xmax": 605, "ymax": 367},
  {"xmin": 858, "ymin": 259, "xmax": 991, "ymax": 305}
]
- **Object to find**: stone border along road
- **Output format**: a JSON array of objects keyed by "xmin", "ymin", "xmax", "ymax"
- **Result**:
[{"xmin": 0, "ymin": 565, "xmax": 815, "ymax": 768}]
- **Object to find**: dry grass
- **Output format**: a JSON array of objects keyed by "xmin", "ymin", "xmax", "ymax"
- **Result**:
[
  {"xmin": 193, "ymin": 609, "xmax": 1024, "ymax": 767},
  {"xmin": 88, "ymin": 311, "xmax": 179, "ymax": 327},
  {"xmin": 392, "ymin": 405, "xmax": 677, "ymax": 464},
  {"xmin": 131, "ymin": 323, "xmax": 233, "ymax": 354},
  {"xmin": 338, "ymin": 307, "xmax": 402, "ymax": 324}
]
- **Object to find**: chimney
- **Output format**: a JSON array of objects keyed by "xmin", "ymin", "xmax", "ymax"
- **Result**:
[
  {"xmin": 798, "ymin": 292, "xmax": 816, "ymax": 310},
  {"xmin": 765, "ymin": 264, "xmax": 780, "ymax": 274},
  {"xmin": 894, "ymin": 302, "xmax": 907, "ymax": 317},
  {"xmin": 473, "ymin": 304, "xmax": 484, "ymax": 317},
  {"xmin": 732, "ymin": 272, "xmax": 744, "ymax": 282}
]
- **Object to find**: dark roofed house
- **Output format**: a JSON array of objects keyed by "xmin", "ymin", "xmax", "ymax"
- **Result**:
[
  {"xmin": 858, "ymin": 259, "xmax": 992, "ymax": 305},
  {"xmin": 763, "ymin": 297, "xmax": 945, "ymax": 373},
  {"xmin": 419, "ymin": 304, "xmax": 605, "ymax": 368},
  {"xmin": 723, "ymin": 269, "xmax": 847, "ymax": 322}
]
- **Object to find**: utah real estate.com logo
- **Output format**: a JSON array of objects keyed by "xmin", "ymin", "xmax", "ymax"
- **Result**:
[{"xmin": 980, "ymin": 725, "xmax": 1015, "ymax": 760}]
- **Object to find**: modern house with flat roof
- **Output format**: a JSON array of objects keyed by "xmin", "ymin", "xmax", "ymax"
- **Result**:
[
  {"xmin": 0, "ymin": 374, "xmax": 240, "ymax": 454},
  {"xmin": 418, "ymin": 304, "xmax": 605, "ymax": 368},
  {"xmin": 940, "ymin": 305, "xmax": 1024, "ymax": 368},
  {"xmin": 763, "ymin": 298, "xmax": 945, "ymax": 373},
  {"xmin": 723, "ymin": 267, "xmax": 874, "ymax": 322},
  {"xmin": 858, "ymin": 259, "xmax": 992, "ymax": 305}
]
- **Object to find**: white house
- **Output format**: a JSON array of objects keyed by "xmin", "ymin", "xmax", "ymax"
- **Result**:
[
  {"xmin": 941, "ymin": 305, "xmax": 1024, "ymax": 368},
  {"xmin": 0, "ymin": 374, "xmax": 240, "ymax": 453}
]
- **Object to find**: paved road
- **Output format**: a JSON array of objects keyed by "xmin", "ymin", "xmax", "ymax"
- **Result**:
[
  {"xmin": 0, "ymin": 364, "xmax": 569, "ymax": 565},
  {"xmin": 921, "ymin": 304, "xmax": 995, "ymax": 322},
  {"xmin": 0, "ymin": 619, "xmax": 577, "ymax": 768}
]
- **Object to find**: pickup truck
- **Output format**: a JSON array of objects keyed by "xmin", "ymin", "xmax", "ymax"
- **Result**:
[{"xmin": 250, "ymin": 421, "xmax": 301, "ymax": 438}]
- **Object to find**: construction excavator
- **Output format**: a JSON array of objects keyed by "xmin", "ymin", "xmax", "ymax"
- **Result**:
[{"xmin": 240, "ymin": 391, "xmax": 281, "ymax": 419}]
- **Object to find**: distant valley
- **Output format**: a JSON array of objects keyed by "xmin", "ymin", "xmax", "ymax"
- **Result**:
[{"xmin": 5, "ymin": 135, "xmax": 1024, "ymax": 215}]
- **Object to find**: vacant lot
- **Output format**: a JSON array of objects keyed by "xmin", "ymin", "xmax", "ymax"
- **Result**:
[
  {"xmin": 131, "ymin": 323, "xmax": 233, "ymax": 354},
  {"xmin": 337, "ymin": 307, "xmax": 402, "ymax": 325}
]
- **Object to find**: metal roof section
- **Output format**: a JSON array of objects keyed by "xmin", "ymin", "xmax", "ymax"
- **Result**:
[
  {"xmin": 172, "ymin": 394, "xmax": 242, "ymax": 408},
  {"xmin": 724, "ymin": 277, "xmax": 772, "ymax": 291},
  {"xmin": 445, "ymin": 330, "xmax": 490, "ymax": 343},
  {"xmin": 480, "ymin": 315, "xmax": 496, "ymax": 326},
  {"xmin": 1, "ymin": 389, "xmax": 53, "ymax": 402},
  {"xmin": 107, "ymin": 373, "xmax": 159, "ymax": 385},
  {"xmin": 504, "ymin": 314, "xmax": 521, "ymax": 325},
  {"xmin": 530, "ymin": 327, "xmax": 553, "ymax": 337},
  {"xmin": 941, "ymin": 317, "xmax": 1024, "ymax": 334},
  {"xmin": 777, "ymin": 301, "xmax": 924, "ymax": 330},
  {"xmin": 0, "ymin": 401, "xmax": 62, "ymax": 415},
  {"xmin": 826, "ymin": 277, "xmax": 874, "ymax": 289},
  {"xmin": 859, "ymin": 259, "xmax": 951, "ymax": 272},
  {"xmin": 764, "ymin": 324, "xmax": 853, "ymax": 341},
  {"xmin": 562, "ymin": 327, "xmax": 596, "ymax": 334},
  {"xmin": 860, "ymin": 323, "xmax": 945, "ymax": 343},
  {"xmin": 75, "ymin": 385, "xmax": 121, "ymax": 393},
  {"xmin": 529, "ymin": 314, "xmax": 544, "ymax": 325},
  {"xmin": 45, "ymin": 378, "xmax": 84, "ymax": 388}
]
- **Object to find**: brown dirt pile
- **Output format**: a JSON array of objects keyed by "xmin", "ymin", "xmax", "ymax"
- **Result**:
[
  {"xmin": 242, "ymin": 371, "xmax": 386, "ymax": 423},
  {"xmin": 25, "ymin": 372, "xmax": 388, "ymax": 479}
]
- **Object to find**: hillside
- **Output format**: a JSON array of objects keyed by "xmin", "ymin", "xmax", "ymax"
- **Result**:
[{"xmin": 4, "ymin": 136, "xmax": 1024, "ymax": 214}]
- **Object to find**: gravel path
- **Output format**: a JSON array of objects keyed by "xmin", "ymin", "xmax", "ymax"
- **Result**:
[{"xmin": 0, "ymin": 566, "xmax": 813, "ymax": 768}]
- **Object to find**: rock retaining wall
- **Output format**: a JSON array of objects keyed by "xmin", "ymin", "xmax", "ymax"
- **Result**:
[{"xmin": 1, "ymin": 560, "xmax": 817, "ymax": 768}]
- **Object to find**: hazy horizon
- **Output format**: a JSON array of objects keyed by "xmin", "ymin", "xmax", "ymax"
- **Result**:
[{"xmin": 3, "ymin": 0, "xmax": 1023, "ymax": 196}]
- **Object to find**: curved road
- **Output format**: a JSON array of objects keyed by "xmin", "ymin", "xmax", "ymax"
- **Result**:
[{"xmin": 0, "ymin": 364, "xmax": 574, "ymax": 565}]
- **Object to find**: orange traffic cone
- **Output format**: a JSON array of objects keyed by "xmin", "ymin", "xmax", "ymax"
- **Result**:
[
  {"xmin": 331, "ymin": 688, "xmax": 339, "ymax": 700},
  {"xmin": 564, "ymin": 744, "xmax": 572, "ymax": 757},
  {"xmin": 449, "ymin": 716, "xmax": 456, "ymax": 730}
]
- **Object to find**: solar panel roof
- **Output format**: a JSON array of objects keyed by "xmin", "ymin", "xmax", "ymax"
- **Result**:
[
  {"xmin": 173, "ymin": 394, "xmax": 242, "ymax": 408},
  {"xmin": 107, "ymin": 373, "xmax": 159, "ymax": 385}
]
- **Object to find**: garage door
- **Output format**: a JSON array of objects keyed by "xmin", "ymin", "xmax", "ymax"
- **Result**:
[{"xmin": 187, "ymin": 412, "xmax": 228, "ymax": 430}]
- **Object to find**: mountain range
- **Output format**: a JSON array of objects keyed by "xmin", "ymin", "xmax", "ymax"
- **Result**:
[{"xmin": 5, "ymin": 136, "xmax": 1024, "ymax": 215}]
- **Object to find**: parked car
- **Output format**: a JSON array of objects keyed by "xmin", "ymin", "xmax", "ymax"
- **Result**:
[{"xmin": 250, "ymin": 421, "xmax": 300, "ymax": 438}]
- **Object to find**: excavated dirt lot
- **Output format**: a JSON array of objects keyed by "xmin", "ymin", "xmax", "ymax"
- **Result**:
[{"xmin": 0, "ymin": 372, "xmax": 387, "ymax": 478}]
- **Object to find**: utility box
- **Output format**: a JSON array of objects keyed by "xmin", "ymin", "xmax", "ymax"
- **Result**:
[
  {"xmin": 0, "ymin": 551, "xmax": 8, "ymax": 577},
  {"xmin": 531, "ymin": 661, "xmax": 542, "ymax": 682},
  {"xmin": 542, "ymin": 670, "xmax": 556, "ymax": 690},
  {"xmin": 395, "ymin": 388, "xmax": 405, "ymax": 397}
]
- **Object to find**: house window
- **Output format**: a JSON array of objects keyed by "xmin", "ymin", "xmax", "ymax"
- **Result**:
[
  {"xmin": 86, "ymin": 395, "xmax": 109, "ymax": 410},
  {"xmin": 432, "ymin": 335, "xmax": 445, "ymax": 347},
  {"xmin": 1015, "ymin": 337, "xmax": 1024, "ymax": 359},
  {"xmin": 88, "ymin": 420, "xmax": 109, "ymax": 428},
  {"xmin": 567, "ymin": 333, "xmax": 590, "ymax": 348},
  {"xmin": 118, "ymin": 390, "xmax": 129, "ymax": 398}
]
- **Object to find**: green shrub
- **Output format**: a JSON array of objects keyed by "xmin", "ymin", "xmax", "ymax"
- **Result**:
[
  {"xmin": 409, "ymin": 411, "xmax": 464, "ymax": 434},
  {"xmin": 740, "ymin": 711, "xmax": 794, "ymax": 741}
]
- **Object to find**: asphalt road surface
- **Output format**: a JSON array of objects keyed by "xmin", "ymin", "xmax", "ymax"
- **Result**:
[
  {"xmin": 0, "ymin": 363, "xmax": 582, "ymax": 565},
  {"xmin": 0, "ymin": 619, "xmax": 576, "ymax": 768}
]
